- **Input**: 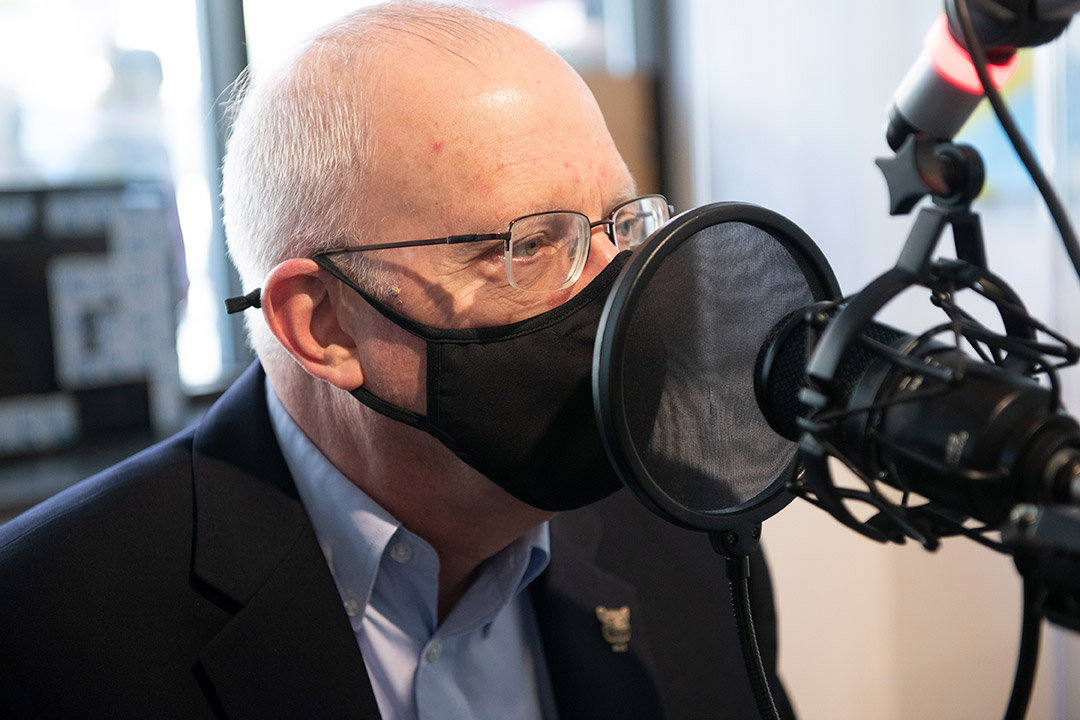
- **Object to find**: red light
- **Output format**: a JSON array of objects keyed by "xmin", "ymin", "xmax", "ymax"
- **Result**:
[{"xmin": 926, "ymin": 14, "xmax": 1019, "ymax": 95}]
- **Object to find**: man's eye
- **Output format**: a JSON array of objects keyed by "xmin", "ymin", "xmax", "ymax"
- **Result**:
[
  {"xmin": 615, "ymin": 219, "xmax": 637, "ymax": 237},
  {"xmin": 514, "ymin": 233, "xmax": 556, "ymax": 258}
]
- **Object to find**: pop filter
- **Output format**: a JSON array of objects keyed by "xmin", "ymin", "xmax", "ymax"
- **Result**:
[{"xmin": 593, "ymin": 202, "xmax": 841, "ymax": 534}]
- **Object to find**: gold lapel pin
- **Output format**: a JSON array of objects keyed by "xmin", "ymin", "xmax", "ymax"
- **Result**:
[{"xmin": 595, "ymin": 605, "xmax": 631, "ymax": 653}]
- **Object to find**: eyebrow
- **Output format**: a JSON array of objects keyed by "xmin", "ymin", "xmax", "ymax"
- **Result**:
[{"xmin": 604, "ymin": 189, "xmax": 640, "ymax": 217}]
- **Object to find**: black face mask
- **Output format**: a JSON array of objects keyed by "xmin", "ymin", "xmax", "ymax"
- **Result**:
[{"xmin": 312, "ymin": 251, "xmax": 631, "ymax": 511}]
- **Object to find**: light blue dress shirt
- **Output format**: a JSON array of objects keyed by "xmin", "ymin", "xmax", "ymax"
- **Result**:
[{"xmin": 266, "ymin": 381, "xmax": 558, "ymax": 720}]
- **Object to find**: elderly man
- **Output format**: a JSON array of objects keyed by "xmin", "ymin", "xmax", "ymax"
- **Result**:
[{"xmin": 0, "ymin": 3, "xmax": 792, "ymax": 718}]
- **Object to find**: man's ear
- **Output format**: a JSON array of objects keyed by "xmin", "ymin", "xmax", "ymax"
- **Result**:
[{"xmin": 261, "ymin": 258, "xmax": 364, "ymax": 390}]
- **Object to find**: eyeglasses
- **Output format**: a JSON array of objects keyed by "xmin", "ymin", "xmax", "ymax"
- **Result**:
[{"xmin": 312, "ymin": 194, "xmax": 672, "ymax": 292}]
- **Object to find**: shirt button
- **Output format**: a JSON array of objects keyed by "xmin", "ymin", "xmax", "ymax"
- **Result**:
[
  {"xmin": 343, "ymin": 599, "xmax": 360, "ymax": 617},
  {"xmin": 389, "ymin": 542, "xmax": 414, "ymax": 564},
  {"xmin": 425, "ymin": 642, "xmax": 443, "ymax": 663}
]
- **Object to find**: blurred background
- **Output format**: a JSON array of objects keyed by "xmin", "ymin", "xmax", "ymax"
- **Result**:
[{"xmin": 1, "ymin": 0, "xmax": 1079, "ymax": 718}]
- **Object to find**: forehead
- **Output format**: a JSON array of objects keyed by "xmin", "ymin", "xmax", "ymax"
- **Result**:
[{"xmin": 363, "ymin": 35, "xmax": 633, "ymax": 233}]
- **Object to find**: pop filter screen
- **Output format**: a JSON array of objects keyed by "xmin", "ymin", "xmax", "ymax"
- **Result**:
[{"xmin": 594, "ymin": 203, "xmax": 840, "ymax": 531}]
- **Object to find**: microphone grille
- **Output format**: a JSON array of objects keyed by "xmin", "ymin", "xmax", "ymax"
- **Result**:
[{"xmin": 755, "ymin": 307, "xmax": 909, "ymax": 440}]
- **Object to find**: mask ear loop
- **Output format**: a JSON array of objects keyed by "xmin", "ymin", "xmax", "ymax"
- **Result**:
[
  {"xmin": 347, "ymin": 385, "xmax": 464, "ymax": 453},
  {"xmin": 311, "ymin": 255, "xmax": 480, "ymax": 464},
  {"xmin": 310, "ymin": 254, "xmax": 372, "ymax": 300},
  {"xmin": 224, "ymin": 288, "xmax": 262, "ymax": 314},
  {"xmin": 310, "ymin": 253, "xmax": 483, "ymax": 341},
  {"xmin": 222, "ymin": 256, "xmax": 355, "ymax": 315}
]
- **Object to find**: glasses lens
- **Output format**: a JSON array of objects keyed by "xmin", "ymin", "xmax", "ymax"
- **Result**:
[
  {"xmin": 612, "ymin": 196, "xmax": 671, "ymax": 251},
  {"xmin": 507, "ymin": 212, "xmax": 590, "ymax": 291}
]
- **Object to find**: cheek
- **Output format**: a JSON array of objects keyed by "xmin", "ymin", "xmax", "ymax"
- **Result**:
[{"xmin": 351, "ymin": 302, "xmax": 429, "ymax": 415}]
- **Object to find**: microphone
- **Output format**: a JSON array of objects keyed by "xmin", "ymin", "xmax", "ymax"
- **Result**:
[
  {"xmin": 886, "ymin": 0, "xmax": 1078, "ymax": 149},
  {"xmin": 879, "ymin": 1, "xmax": 1079, "ymax": 215},
  {"xmin": 592, "ymin": 201, "xmax": 1080, "ymax": 716},
  {"xmin": 593, "ymin": 8, "xmax": 1080, "ymax": 716},
  {"xmin": 886, "ymin": 12, "xmax": 1019, "ymax": 149},
  {"xmin": 754, "ymin": 304, "xmax": 1080, "ymax": 529}
]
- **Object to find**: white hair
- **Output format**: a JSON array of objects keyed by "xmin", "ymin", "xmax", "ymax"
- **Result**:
[{"xmin": 221, "ymin": 2, "xmax": 508, "ymax": 362}]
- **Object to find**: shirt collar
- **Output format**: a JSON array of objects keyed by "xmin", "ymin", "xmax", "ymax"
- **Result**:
[{"xmin": 265, "ymin": 379, "xmax": 550, "ymax": 636}]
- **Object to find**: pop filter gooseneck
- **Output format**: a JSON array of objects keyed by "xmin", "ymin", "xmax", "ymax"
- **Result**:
[{"xmin": 592, "ymin": 202, "xmax": 840, "ymax": 720}]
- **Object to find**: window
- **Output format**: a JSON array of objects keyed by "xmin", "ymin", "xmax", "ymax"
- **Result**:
[{"xmin": 0, "ymin": 0, "xmax": 222, "ymax": 394}]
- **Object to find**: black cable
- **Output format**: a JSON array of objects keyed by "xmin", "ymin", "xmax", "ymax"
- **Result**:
[
  {"xmin": 726, "ymin": 557, "xmax": 781, "ymax": 720},
  {"xmin": 955, "ymin": 0, "xmax": 1080, "ymax": 285},
  {"xmin": 1003, "ymin": 577, "xmax": 1044, "ymax": 720}
]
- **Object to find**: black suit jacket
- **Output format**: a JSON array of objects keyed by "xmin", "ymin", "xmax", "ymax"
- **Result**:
[{"xmin": 0, "ymin": 364, "xmax": 793, "ymax": 719}]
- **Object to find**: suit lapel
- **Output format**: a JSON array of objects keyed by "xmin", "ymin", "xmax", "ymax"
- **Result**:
[
  {"xmin": 197, "ymin": 523, "xmax": 380, "ymax": 719},
  {"xmin": 186, "ymin": 365, "xmax": 679, "ymax": 719},
  {"xmin": 189, "ymin": 364, "xmax": 380, "ymax": 719},
  {"xmin": 533, "ymin": 503, "xmax": 666, "ymax": 720}
]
